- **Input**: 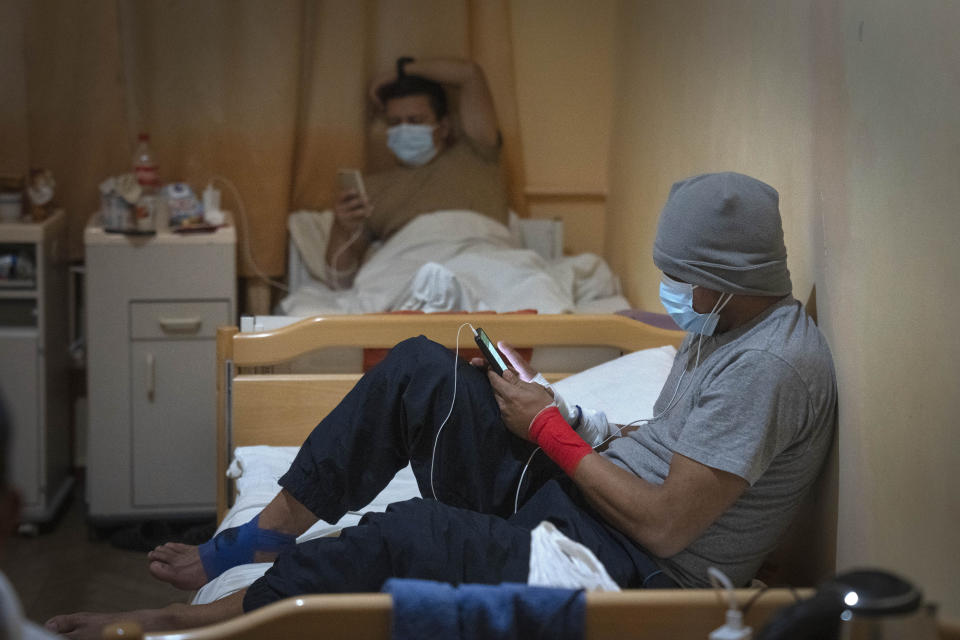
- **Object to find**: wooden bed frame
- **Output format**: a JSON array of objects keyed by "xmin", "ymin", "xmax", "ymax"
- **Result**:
[{"xmin": 126, "ymin": 313, "xmax": 830, "ymax": 639}]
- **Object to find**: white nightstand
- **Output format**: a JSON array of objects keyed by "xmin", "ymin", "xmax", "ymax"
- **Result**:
[
  {"xmin": 85, "ymin": 216, "xmax": 236, "ymax": 520},
  {"xmin": 0, "ymin": 210, "xmax": 73, "ymax": 526}
]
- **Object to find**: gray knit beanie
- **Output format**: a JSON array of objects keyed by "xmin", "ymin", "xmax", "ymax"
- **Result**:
[{"xmin": 652, "ymin": 172, "xmax": 792, "ymax": 296}]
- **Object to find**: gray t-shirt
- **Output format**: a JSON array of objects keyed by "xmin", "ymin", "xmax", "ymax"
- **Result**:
[{"xmin": 601, "ymin": 296, "xmax": 837, "ymax": 587}]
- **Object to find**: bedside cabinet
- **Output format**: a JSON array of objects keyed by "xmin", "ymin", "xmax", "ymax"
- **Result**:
[
  {"xmin": 0, "ymin": 210, "xmax": 73, "ymax": 525},
  {"xmin": 85, "ymin": 218, "xmax": 236, "ymax": 520}
]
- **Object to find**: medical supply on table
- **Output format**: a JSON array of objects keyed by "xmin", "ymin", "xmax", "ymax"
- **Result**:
[
  {"xmin": 132, "ymin": 193, "xmax": 159, "ymax": 232},
  {"xmin": 202, "ymin": 183, "xmax": 224, "ymax": 226},
  {"xmin": 164, "ymin": 182, "xmax": 204, "ymax": 228},
  {"xmin": 99, "ymin": 173, "xmax": 141, "ymax": 231}
]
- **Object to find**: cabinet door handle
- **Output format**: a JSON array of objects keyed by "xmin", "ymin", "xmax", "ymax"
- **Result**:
[
  {"xmin": 158, "ymin": 317, "xmax": 202, "ymax": 334},
  {"xmin": 146, "ymin": 352, "xmax": 155, "ymax": 401}
]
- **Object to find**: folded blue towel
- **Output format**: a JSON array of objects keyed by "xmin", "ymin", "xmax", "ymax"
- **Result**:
[{"xmin": 382, "ymin": 578, "xmax": 585, "ymax": 640}]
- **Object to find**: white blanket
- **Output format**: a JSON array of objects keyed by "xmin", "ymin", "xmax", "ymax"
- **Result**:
[{"xmin": 280, "ymin": 210, "xmax": 627, "ymax": 315}]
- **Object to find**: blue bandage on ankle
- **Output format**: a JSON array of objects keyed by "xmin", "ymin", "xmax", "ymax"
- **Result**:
[{"xmin": 198, "ymin": 514, "xmax": 296, "ymax": 580}]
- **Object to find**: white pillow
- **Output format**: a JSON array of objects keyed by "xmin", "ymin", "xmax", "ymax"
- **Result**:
[{"xmin": 550, "ymin": 345, "xmax": 677, "ymax": 426}]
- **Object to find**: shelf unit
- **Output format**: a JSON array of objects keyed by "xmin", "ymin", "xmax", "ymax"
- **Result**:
[{"xmin": 0, "ymin": 210, "xmax": 74, "ymax": 525}]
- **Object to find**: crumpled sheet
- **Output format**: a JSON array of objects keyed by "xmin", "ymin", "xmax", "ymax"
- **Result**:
[{"xmin": 281, "ymin": 209, "xmax": 627, "ymax": 315}]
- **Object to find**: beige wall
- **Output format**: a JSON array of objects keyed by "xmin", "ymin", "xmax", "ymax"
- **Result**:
[
  {"xmin": 606, "ymin": 0, "xmax": 960, "ymax": 620},
  {"xmin": 0, "ymin": 1, "xmax": 29, "ymax": 175},
  {"xmin": 824, "ymin": 0, "xmax": 960, "ymax": 620},
  {"xmin": 510, "ymin": 0, "xmax": 617, "ymax": 256},
  {"xmin": 607, "ymin": 1, "xmax": 817, "ymax": 310}
]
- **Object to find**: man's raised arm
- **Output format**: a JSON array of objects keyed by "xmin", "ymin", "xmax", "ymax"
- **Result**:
[{"xmin": 372, "ymin": 57, "xmax": 500, "ymax": 149}]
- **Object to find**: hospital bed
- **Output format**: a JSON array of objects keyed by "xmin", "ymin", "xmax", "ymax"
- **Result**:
[
  {"xmin": 114, "ymin": 312, "xmax": 838, "ymax": 639},
  {"xmin": 277, "ymin": 210, "xmax": 631, "ymax": 317}
]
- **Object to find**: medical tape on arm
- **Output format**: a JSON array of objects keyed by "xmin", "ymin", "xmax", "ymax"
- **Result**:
[
  {"xmin": 197, "ymin": 514, "xmax": 296, "ymax": 581},
  {"xmin": 528, "ymin": 406, "xmax": 594, "ymax": 476},
  {"xmin": 530, "ymin": 373, "xmax": 612, "ymax": 447}
]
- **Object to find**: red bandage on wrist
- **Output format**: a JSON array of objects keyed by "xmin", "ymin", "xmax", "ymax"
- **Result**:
[{"xmin": 529, "ymin": 406, "xmax": 594, "ymax": 476}]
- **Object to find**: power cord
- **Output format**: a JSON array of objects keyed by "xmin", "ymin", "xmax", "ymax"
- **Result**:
[
  {"xmin": 708, "ymin": 567, "xmax": 753, "ymax": 640},
  {"xmin": 326, "ymin": 224, "xmax": 365, "ymax": 290},
  {"xmin": 208, "ymin": 175, "xmax": 288, "ymax": 293},
  {"xmin": 741, "ymin": 584, "xmax": 802, "ymax": 617}
]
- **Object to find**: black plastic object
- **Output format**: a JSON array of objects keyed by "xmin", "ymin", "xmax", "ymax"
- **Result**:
[{"xmin": 757, "ymin": 569, "xmax": 922, "ymax": 640}]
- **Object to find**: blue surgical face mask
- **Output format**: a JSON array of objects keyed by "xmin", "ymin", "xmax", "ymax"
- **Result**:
[
  {"xmin": 386, "ymin": 123, "xmax": 438, "ymax": 166},
  {"xmin": 659, "ymin": 273, "xmax": 732, "ymax": 336}
]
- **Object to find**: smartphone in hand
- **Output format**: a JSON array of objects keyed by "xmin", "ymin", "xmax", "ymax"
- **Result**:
[
  {"xmin": 337, "ymin": 168, "xmax": 367, "ymax": 202},
  {"xmin": 474, "ymin": 327, "xmax": 509, "ymax": 376}
]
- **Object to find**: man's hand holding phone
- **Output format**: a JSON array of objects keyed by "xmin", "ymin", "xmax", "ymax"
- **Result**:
[
  {"xmin": 471, "ymin": 328, "xmax": 553, "ymax": 441},
  {"xmin": 334, "ymin": 169, "xmax": 372, "ymax": 233},
  {"xmin": 469, "ymin": 330, "xmax": 538, "ymax": 380}
]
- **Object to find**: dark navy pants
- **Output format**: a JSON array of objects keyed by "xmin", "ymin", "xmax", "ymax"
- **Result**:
[{"xmin": 243, "ymin": 337, "xmax": 672, "ymax": 611}]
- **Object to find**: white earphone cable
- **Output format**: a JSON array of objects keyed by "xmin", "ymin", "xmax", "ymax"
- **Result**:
[{"xmin": 428, "ymin": 322, "xmax": 474, "ymax": 501}]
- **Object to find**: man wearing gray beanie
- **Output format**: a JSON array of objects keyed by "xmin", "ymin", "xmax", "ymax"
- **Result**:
[
  {"xmin": 589, "ymin": 171, "xmax": 836, "ymax": 587},
  {"xmin": 507, "ymin": 171, "xmax": 837, "ymax": 589},
  {"xmin": 500, "ymin": 171, "xmax": 835, "ymax": 589}
]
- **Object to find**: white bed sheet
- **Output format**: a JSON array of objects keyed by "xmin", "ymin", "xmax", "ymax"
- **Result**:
[
  {"xmin": 279, "ymin": 209, "xmax": 629, "ymax": 316},
  {"xmin": 192, "ymin": 344, "xmax": 677, "ymax": 604}
]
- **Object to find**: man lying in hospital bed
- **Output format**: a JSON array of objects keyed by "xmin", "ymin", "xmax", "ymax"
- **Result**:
[
  {"xmin": 45, "ymin": 172, "xmax": 837, "ymax": 638},
  {"xmin": 323, "ymin": 56, "xmax": 510, "ymax": 290},
  {"xmin": 281, "ymin": 55, "xmax": 627, "ymax": 317}
]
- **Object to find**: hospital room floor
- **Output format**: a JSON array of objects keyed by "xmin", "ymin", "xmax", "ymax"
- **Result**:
[{"xmin": 1, "ymin": 478, "xmax": 193, "ymax": 627}]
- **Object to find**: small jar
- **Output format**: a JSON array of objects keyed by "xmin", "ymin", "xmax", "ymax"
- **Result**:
[
  {"xmin": 133, "ymin": 194, "xmax": 159, "ymax": 232},
  {"xmin": 0, "ymin": 191, "xmax": 23, "ymax": 223}
]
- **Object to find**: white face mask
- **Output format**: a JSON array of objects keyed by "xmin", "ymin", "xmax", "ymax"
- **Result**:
[{"xmin": 386, "ymin": 123, "xmax": 438, "ymax": 166}]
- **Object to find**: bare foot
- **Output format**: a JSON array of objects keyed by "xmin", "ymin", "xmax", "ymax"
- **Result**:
[
  {"xmin": 45, "ymin": 609, "xmax": 164, "ymax": 640},
  {"xmin": 147, "ymin": 542, "xmax": 208, "ymax": 590},
  {"xmin": 148, "ymin": 540, "xmax": 281, "ymax": 590}
]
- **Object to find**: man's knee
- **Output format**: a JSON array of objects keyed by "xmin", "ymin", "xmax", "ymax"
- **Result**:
[{"xmin": 386, "ymin": 335, "xmax": 451, "ymax": 369}]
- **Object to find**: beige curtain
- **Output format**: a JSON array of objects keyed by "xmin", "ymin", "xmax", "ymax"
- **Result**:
[{"xmin": 0, "ymin": 0, "xmax": 527, "ymax": 288}]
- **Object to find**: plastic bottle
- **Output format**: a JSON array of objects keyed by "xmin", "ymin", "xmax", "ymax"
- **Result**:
[
  {"xmin": 132, "ymin": 133, "xmax": 160, "ymax": 195},
  {"xmin": 132, "ymin": 133, "xmax": 160, "ymax": 231}
]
